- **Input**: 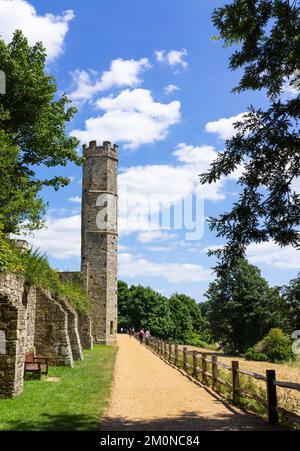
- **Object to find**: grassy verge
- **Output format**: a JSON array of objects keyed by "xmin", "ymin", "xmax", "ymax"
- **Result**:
[{"xmin": 0, "ymin": 345, "xmax": 117, "ymax": 431}]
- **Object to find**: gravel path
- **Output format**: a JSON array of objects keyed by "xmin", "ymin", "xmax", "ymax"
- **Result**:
[{"xmin": 101, "ymin": 335, "xmax": 273, "ymax": 431}]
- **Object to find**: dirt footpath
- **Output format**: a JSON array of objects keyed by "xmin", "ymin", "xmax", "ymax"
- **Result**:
[{"xmin": 101, "ymin": 335, "xmax": 273, "ymax": 431}]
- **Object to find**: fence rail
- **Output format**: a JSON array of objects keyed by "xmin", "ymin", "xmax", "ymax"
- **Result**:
[{"xmin": 135, "ymin": 334, "xmax": 300, "ymax": 427}]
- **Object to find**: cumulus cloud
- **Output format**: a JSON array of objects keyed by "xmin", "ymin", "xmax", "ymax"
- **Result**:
[
  {"xmin": 71, "ymin": 88, "xmax": 181, "ymax": 149},
  {"xmin": 68, "ymin": 196, "xmax": 81, "ymax": 204},
  {"xmin": 164, "ymin": 84, "xmax": 180, "ymax": 94},
  {"xmin": 118, "ymin": 253, "xmax": 212, "ymax": 283},
  {"xmin": 137, "ymin": 231, "xmax": 178, "ymax": 243},
  {"xmin": 282, "ymin": 72, "xmax": 300, "ymax": 97},
  {"xmin": 0, "ymin": 0, "xmax": 74, "ymax": 61},
  {"xmin": 205, "ymin": 112, "xmax": 247, "ymax": 140},
  {"xmin": 69, "ymin": 58, "xmax": 151, "ymax": 102},
  {"xmin": 25, "ymin": 215, "xmax": 81, "ymax": 259},
  {"xmin": 117, "ymin": 143, "xmax": 226, "ymax": 236},
  {"xmin": 155, "ymin": 49, "xmax": 188, "ymax": 68},
  {"xmin": 247, "ymin": 241, "xmax": 300, "ymax": 270}
]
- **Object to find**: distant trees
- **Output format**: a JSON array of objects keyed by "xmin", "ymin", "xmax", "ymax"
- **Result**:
[
  {"xmin": 0, "ymin": 31, "xmax": 80, "ymax": 234},
  {"xmin": 118, "ymin": 261, "xmax": 299, "ymax": 356},
  {"xmin": 202, "ymin": 259, "xmax": 287, "ymax": 353},
  {"xmin": 117, "ymin": 281, "xmax": 204, "ymax": 342},
  {"xmin": 281, "ymin": 273, "xmax": 300, "ymax": 332}
]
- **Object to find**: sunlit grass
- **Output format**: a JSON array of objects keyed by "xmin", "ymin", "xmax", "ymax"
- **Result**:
[{"xmin": 0, "ymin": 345, "xmax": 117, "ymax": 431}]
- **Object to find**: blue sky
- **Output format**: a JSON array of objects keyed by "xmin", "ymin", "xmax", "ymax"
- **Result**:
[{"xmin": 1, "ymin": 0, "xmax": 299, "ymax": 301}]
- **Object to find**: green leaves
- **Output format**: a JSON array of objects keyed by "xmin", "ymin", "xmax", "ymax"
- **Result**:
[
  {"xmin": 200, "ymin": 0, "xmax": 300, "ymax": 271},
  {"xmin": 204, "ymin": 259, "xmax": 287, "ymax": 353},
  {"xmin": 0, "ymin": 31, "xmax": 80, "ymax": 233},
  {"xmin": 117, "ymin": 282, "xmax": 204, "ymax": 342}
]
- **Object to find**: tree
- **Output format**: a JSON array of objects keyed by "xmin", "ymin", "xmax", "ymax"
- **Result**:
[
  {"xmin": 117, "ymin": 280, "xmax": 130, "ymax": 327},
  {"xmin": 0, "ymin": 130, "xmax": 45, "ymax": 232},
  {"xmin": 0, "ymin": 31, "xmax": 80, "ymax": 233},
  {"xmin": 125, "ymin": 284, "xmax": 174, "ymax": 338},
  {"xmin": 200, "ymin": 0, "xmax": 300, "ymax": 271},
  {"xmin": 281, "ymin": 272, "xmax": 300, "ymax": 332},
  {"xmin": 205, "ymin": 258, "xmax": 286, "ymax": 353},
  {"xmin": 169, "ymin": 295, "xmax": 194, "ymax": 342}
]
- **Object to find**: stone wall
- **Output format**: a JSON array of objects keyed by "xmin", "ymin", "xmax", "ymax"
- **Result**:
[
  {"xmin": 0, "ymin": 274, "xmax": 26, "ymax": 398},
  {"xmin": 25, "ymin": 285, "xmax": 36, "ymax": 352},
  {"xmin": 77, "ymin": 312, "xmax": 93, "ymax": 350},
  {"xmin": 0, "ymin": 271, "xmax": 93, "ymax": 398},
  {"xmin": 34, "ymin": 288, "xmax": 74, "ymax": 367},
  {"xmin": 54, "ymin": 294, "xmax": 84, "ymax": 361}
]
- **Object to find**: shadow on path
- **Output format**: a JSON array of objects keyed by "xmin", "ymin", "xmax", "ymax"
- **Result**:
[{"xmin": 101, "ymin": 410, "xmax": 274, "ymax": 431}]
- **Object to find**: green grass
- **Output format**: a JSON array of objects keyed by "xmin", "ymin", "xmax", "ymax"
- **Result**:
[{"xmin": 0, "ymin": 345, "xmax": 117, "ymax": 431}]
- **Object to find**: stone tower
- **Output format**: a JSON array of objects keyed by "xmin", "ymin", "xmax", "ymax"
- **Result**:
[{"xmin": 81, "ymin": 140, "xmax": 118, "ymax": 345}]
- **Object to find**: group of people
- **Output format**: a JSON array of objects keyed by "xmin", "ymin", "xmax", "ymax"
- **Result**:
[
  {"xmin": 137, "ymin": 328, "xmax": 151, "ymax": 345},
  {"xmin": 120, "ymin": 326, "xmax": 151, "ymax": 345}
]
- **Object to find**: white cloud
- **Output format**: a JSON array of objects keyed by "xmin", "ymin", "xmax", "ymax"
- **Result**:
[
  {"xmin": 137, "ymin": 231, "xmax": 178, "ymax": 243},
  {"xmin": 118, "ymin": 143, "xmax": 225, "ymax": 236},
  {"xmin": 155, "ymin": 49, "xmax": 188, "ymax": 68},
  {"xmin": 71, "ymin": 88, "xmax": 181, "ymax": 149},
  {"xmin": 24, "ymin": 215, "xmax": 81, "ymax": 259},
  {"xmin": 68, "ymin": 196, "xmax": 81, "ymax": 204},
  {"xmin": 21, "ymin": 142, "xmax": 232, "ymax": 259},
  {"xmin": 0, "ymin": 0, "xmax": 74, "ymax": 61},
  {"xmin": 282, "ymin": 72, "xmax": 300, "ymax": 97},
  {"xmin": 291, "ymin": 177, "xmax": 300, "ymax": 194},
  {"xmin": 205, "ymin": 112, "xmax": 247, "ymax": 140},
  {"xmin": 164, "ymin": 84, "xmax": 180, "ymax": 94},
  {"xmin": 247, "ymin": 241, "xmax": 300, "ymax": 269},
  {"xmin": 69, "ymin": 58, "xmax": 151, "ymax": 102},
  {"xmin": 118, "ymin": 253, "xmax": 212, "ymax": 283}
]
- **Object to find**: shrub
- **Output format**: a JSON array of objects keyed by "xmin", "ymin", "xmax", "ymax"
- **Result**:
[
  {"xmin": 245, "ymin": 348, "xmax": 268, "ymax": 362},
  {"xmin": 0, "ymin": 236, "xmax": 90, "ymax": 314},
  {"xmin": 0, "ymin": 224, "xmax": 22, "ymax": 273},
  {"xmin": 246, "ymin": 328, "xmax": 294, "ymax": 363},
  {"xmin": 187, "ymin": 333, "xmax": 217, "ymax": 351}
]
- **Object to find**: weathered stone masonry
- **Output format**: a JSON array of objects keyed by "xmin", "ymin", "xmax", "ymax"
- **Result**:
[
  {"xmin": 81, "ymin": 141, "xmax": 118, "ymax": 345},
  {"xmin": 0, "ymin": 273, "xmax": 92, "ymax": 398}
]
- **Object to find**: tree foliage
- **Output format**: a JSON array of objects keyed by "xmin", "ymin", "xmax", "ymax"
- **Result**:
[
  {"xmin": 0, "ymin": 31, "xmax": 80, "ymax": 233},
  {"xmin": 281, "ymin": 272, "xmax": 300, "ymax": 331},
  {"xmin": 245, "ymin": 328, "xmax": 294, "ymax": 362},
  {"xmin": 117, "ymin": 282, "xmax": 204, "ymax": 342},
  {"xmin": 204, "ymin": 258, "xmax": 286, "ymax": 353},
  {"xmin": 200, "ymin": 0, "xmax": 300, "ymax": 271}
]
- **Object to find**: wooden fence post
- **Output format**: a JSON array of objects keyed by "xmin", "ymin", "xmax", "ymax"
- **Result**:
[
  {"xmin": 174, "ymin": 344, "xmax": 179, "ymax": 366},
  {"xmin": 201, "ymin": 353, "xmax": 207, "ymax": 385},
  {"xmin": 193, "ymin": 351, "xmax": 199, "ymax": 379},
  {"xmin": 212, "ymin": 355, "xmax": 218, "ymax": 391},
  {"xmin": 232, "ymin": 361, "xmax": 240, "ymax": 404},
  {"xmin": 183, "ymin": 347, "xmax": 187, "ymax": 371},
  {"xmin": 164, "ymin": 341, "xmax": 167, "ymax": 359},
  {"xmin": 266, "ymin": 370, "xmax": 278, "ymax": 425},
  {"xmin": 169, "ymin": 344, "xmax": 172, "ymax": 363}
]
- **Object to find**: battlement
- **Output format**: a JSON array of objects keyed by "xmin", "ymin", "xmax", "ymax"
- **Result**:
[{"xmin": 83, "ymin": 140, "xmax": 118, "ymax": 160}]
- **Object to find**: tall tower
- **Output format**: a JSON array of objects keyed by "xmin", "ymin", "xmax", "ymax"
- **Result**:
[{"xmin": 81, "ymin": 140, "xmax": 118, "ymax": 345}]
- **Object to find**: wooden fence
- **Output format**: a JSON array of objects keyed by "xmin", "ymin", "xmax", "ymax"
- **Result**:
[{"xmin": 135, "ymin": 334, "xmax": 300, "ymax": 427}]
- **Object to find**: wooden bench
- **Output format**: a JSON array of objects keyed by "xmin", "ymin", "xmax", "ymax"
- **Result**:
[{"xmin": 24, "ymin": 351, "xmax": 49, "ymax": 380}]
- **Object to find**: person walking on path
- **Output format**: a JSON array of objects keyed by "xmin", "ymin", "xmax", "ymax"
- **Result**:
[
  {"xmin": 145, "ymin": 329, "xmax": 150, "ymax": 346},
  {"xmin": 138, "ymin": 328, "xmax": 144, "ymax": 344}
]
